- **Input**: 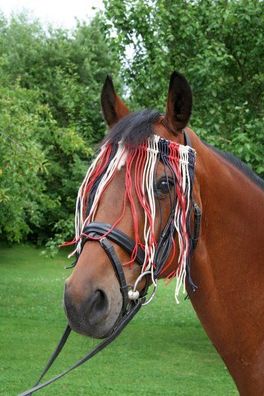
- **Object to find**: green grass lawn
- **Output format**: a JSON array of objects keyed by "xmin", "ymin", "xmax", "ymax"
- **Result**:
[{"xmin": 0, "ymin": 244, "xmax": 237, "ymax": 396}]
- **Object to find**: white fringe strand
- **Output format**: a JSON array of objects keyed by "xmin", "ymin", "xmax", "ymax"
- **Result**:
[{"xmin": 73, "ymin": 135, "xmax": 196, "ymax": 302}]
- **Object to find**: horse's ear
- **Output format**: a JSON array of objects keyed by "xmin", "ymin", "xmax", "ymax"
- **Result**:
[
  {"xmin": 165, "ymin": 71, "xmax": 192, "ymax": 132},
  {"xmin": 101, "ymin": 76, "xmax": 130, "ymax": 127}
]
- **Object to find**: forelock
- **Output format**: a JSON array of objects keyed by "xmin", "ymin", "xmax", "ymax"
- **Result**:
[{"xmin": 103, "ymin": 109, "xmax": 161, "ymax": 147}]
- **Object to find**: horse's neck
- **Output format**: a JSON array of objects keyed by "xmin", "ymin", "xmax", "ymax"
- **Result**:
[{"xmin": 189, "ymin": 132, "xmax": 264, "ymax": 395}]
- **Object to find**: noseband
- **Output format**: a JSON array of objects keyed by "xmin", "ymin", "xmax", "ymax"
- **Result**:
[
  {"xmin": 80, "ymin": 196, "xmax": 201, "ymax": 313},
  {"xmin": 81, "ymin": 223, "xmax": 146, "ymax": 314},
  {"xmin": 20, "ymin": 131, "xmax": 201, "ymax": 395}
]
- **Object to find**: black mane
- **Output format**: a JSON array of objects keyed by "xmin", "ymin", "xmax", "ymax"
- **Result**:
[
  {"xmin": 104, "ymin": 109, "xmax": 161, "ymax": 147},
  {"xmin": 206, "ymin": 143, "xmax": 264, "ymax": 190}
]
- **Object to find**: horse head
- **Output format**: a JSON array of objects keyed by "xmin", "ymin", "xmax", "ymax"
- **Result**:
[{"xmin": 64, "ymin": 72, "xmax": 196, "ymax": 338}]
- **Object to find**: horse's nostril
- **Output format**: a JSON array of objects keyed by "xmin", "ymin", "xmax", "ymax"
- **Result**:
[
  {"xmin": 86, "ymin": 289, "xmax": 109, "ymax": 326},
  {"xmin": 64, "ymin": 286, "xmax": 111, "ymax": 335},
  {"xmin": 93, "ymin": 290, "xmax": 107, "ymax": 312}
]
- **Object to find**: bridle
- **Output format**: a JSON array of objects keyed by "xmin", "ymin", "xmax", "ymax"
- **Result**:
[
  {"xmin": 79, "ymin": 129, "xmax": 201, "ymax": 303},
  {"xmin": 19, "ymin": 130, "xmax": 201, "ymax": 396}
]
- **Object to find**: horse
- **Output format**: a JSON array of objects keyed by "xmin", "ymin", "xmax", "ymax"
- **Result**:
[{"xmin": 64, "ymin": 72, "xmax": 264, "ymax": 395}]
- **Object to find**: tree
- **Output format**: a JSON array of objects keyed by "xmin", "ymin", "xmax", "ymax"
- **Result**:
[
  {"xmin": 104, "ymin": 0, "xmax": 264, "ymax": 176},
  {"xmin": 0, "ymin": 13, "xmax": 120, "ymax": 245}
]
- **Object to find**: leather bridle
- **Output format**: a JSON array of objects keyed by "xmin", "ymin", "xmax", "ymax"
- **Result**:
[
  {"xmin": 19, "ymin": 131, "xmax": 201, "ymax": 396},
  {"xmin": 78, "ymin": 130, "xmax": 200, "ymax": 306}
]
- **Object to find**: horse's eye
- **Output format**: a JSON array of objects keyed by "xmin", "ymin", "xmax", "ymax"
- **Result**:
[{"xmin": 155, "ymin": 177, "xmax": 174, "ymax": 198}]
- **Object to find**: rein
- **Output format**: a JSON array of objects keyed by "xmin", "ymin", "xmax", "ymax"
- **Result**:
[
  {"xmin": 19, "ymin": 302, "xmax": 143, "ymax": 396},
  {"xmin": 19, "ymin": 131, "xmax": 201, "ymax": 395}
]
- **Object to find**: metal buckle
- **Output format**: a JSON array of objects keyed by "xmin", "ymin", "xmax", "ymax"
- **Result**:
[{"xmin": 129, "ymin": 270, "xmax": 158, "ymax": 306}]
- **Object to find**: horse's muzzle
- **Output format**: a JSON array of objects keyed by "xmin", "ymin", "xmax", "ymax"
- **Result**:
[{"xmin": 64, "ymin": 283, "xmax": 113, "ymax": 338}]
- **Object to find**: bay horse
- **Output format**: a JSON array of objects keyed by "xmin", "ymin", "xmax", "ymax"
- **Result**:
[{"xmin": 64, "ymin": 72, "xmax": 264, "ymax": 395}]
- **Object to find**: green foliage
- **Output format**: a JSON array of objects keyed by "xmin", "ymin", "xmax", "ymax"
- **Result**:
[
  {"xmin": 0, "ymin": 13, "xmax": 119, "ymax": 245},
  {"xmin": 104, "ymin": 0, "xmax": 264, "ymax": 175},
  {"xmin": 0, "ymin": 86, "xmax": 48, "ymax": 242},
  {"xmin": 0, "ymin": 2, "xmax": 263, "ymax": 247}
]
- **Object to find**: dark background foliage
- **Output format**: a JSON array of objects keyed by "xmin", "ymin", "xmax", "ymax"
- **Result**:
[{"xmin": 0, "ymin": 0, "xmax": 263, "ymax": 249}]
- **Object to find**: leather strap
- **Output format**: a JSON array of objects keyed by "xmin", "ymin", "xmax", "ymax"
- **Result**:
[
  {"xmin": 82, "ymin": 223, "xmax": 145, "ymax": 266},
  {"xmin": 191, "ymin": 202, "xmax": 201, "ymax": 251},
  {"xmin": 19, "ymin": 300, "xmax": 143, "ymax": 396},
  {"xmin": 183, "ymin": 129, "xmax": 192, "ymax": 147},
  {"xmin": 99, "ymin": 237, "xmax": 129, "ymax": 313},
  {"xmin": 20, "ymin": 325, "xmax": 71, "ymax": 396},
  {"xmin": 19, "ymin": 227, "xmax": 146, "ymax": 396}
]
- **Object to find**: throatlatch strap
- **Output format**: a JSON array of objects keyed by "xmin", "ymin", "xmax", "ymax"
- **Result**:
[
  {"xmin": 19, "ymin": 300, "xmax": 143, "ymax": 396},
  {"xmin": 191, "ymin": 202, "xmax": 201, "ymax": 251}
]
